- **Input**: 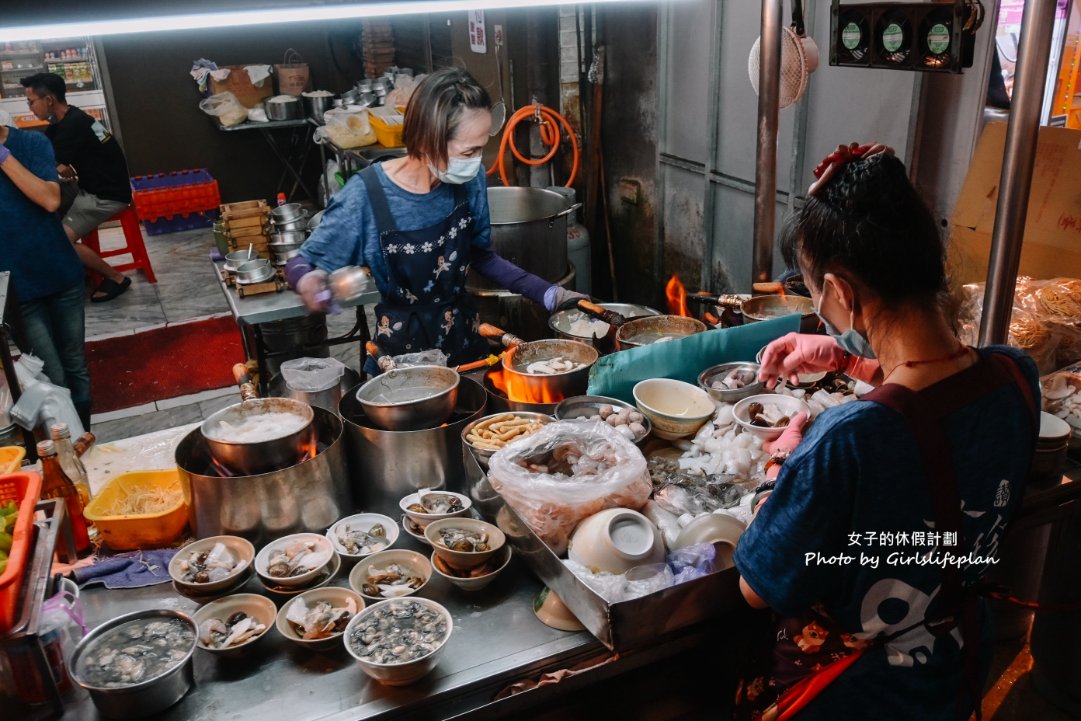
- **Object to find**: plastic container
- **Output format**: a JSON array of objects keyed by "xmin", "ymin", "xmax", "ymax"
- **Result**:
[
  {"xmin": 368, "ymin": 107, "xmax": 405, "ymax": 147},
  {"xmin": 82, "ymin": 470, "xmax": 188, "ymax": 551},
  {"xmin": 143, "ymin": 209, "xmax": 220, "ymax": 236},
  {"xmin": 0, "ymin": 471, "xmax": 43, "ymax": 633},
  {"xmin": 130, "ymin": 169, "xmax": 221, "ymax": 222},
  {"xmin": 0, "ymin": 446, "xmax": 25, "ymax": 475}
]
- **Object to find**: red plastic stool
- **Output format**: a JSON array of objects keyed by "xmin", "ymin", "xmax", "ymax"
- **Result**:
[{"xmin": 82, "ymin": 205, "xmax": 157, "ymax": 284}]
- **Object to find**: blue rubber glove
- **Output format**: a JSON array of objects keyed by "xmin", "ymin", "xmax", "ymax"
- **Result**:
[
  {"xmin": 0, "ymin": 144, "xmax": 10, "ymax": 166},
  {"xmin": 544, "ymin": 286, "xmax": 589, "ymax": 312}
]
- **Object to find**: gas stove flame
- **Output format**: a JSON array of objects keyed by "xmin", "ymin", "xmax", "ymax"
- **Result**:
[
  {"xmin": 488, "ymin": 368, "xmax": 564, "ymax": 404},
  {"xmin": 665, "ymin": 274, "xmax": 688, "ymax": 317},
  {"xmin": 206, "ymin": 431, "xmax": 319, "ymax": 477}
]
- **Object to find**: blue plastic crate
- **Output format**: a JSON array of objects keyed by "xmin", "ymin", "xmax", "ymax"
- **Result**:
[
  {"xmin": 143, "ymin": 209, "xmax": 220, "ymax": 236},
  {"xmin": 130, "ymin": 169, "xmax": 215, "ymax": 192}
]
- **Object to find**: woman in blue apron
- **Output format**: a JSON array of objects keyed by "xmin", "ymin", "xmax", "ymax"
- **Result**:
[{"xmin": 287, "ymin": 68, "xmax": 584, "ymax": 373}]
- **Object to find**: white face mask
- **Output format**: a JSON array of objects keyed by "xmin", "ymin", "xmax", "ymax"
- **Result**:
[{"xmin": 429, "ymin": 156, "xmax": 483, "ymax": 185}]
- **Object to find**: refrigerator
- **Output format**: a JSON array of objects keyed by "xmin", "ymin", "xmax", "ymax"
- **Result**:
[{"xmin": 0, "ymin": 37, "xmax": 112, "ymax": 130}]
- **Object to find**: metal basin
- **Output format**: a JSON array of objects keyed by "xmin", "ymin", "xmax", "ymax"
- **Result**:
[
  {"xmin": 179, "ymin": 406, "xmax": 349, "ymax": 543},
  {"xmin": 615, "ymin": 315, "xmax": 707, "ymax": 349},
  {"xmin": 266, "ymin": 97, "xmax": 301, "ymax": 121},
  {"xmin": 235, "ymin": 259, "xmax": 275, "ymax": 284},
  {"xmin": 548, "ymin": 303, "xmax": 662, "ymax": 347},
  {"xmin": 269, "ymin": 230, "xmax": 307, "ymax": 245},
  {"xmin": 68, "ymin": 609, "xmax": 197, "ymax": 719},
  {"xmin": 354, "ymin": 365, "xmax": 460, "ymax": 431},
  {"xmin": 272, "ymin": 211, "xmax": 310, "ymax": 232},
  {"xmin": 340, "ymin": 375, "xmax": 488, "ymax": 507},
  {"xmin": 501, "ymin": 339, "xmax": 598, "ymax": 402},
  {"xmin": 740, "ymin": 294, "xmax": 815, "ymax": 323},
  {"xmin": 200, "ymin": 396, "xmax": 314, "ymax": 476}
]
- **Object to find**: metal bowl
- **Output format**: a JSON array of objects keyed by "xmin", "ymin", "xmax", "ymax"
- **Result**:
[
  {"xmin": 235, "ymin": 259, "xmax": 275, "ymax": 284},
  {"xmin": 698, "ymin": 362, "xmax": 764, "ymax": 403},
  {"xmin": 616, "ymin": 315, "xmax": 707, "ymax": 349},
  {"xmin": 68, "ymin": 609, "xmax": 197, "ymax": 719},
  {"xmin": 224, "ymin": 249, "xmax": 259, "ymax": 272},
  {"xmin": 266, "ymin": 96, "xmax": 301, "ymax": 121},
  {"xmin": 200, "ymin": 397, "xmax": 315, "ymax": 475},
  {"xmin": 271, "ymin": 202, "xmax": 305, "ymax": 223},
  {"xmin": 272, "ymin": 211, "xmax": 310, "ymax": 232},
  {"xmin": 355, "ymin": 365, "xmax": 460, "ymax": 431},
  {"xmin": 501, "ymin": 339, "xmax": 598, "ymax": 402},
  {"xmin": 307, "ymin": 210, "xmax": 325, "ymax": 231},
  {"xmin": 269, "ymin": 230, "xmax": 308, "ymax": 245},
  {"xmin": 461, "ymin": 411, "xmax": 553, "ymax": 470},
  {"xmin": 553, "ymin": 395, "xmax": 652, "ymax": 443}
]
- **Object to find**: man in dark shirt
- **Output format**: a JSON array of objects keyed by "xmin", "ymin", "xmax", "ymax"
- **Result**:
[
  {"xmin": 21, "ymin": 72, "xmax": 133, "ymax": 302},
  {"xmin": 0, "ymin": 110, "xmax": 91, "ymax": 427}
]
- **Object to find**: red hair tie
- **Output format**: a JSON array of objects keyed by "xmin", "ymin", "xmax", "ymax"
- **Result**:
[{"xmin": 808, "ymin": 142, "xmax": 894, "ymax": 196}]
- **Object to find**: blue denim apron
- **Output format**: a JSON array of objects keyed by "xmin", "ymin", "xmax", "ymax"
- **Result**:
[{"xmin": 359, "ymin": 167, "xmax": 487, "ymax": 368}]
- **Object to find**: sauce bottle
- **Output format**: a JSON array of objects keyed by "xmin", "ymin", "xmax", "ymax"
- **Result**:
[
  {"xmin": 38, "ymin": 440, "xmax": 91, "ymax": 553},
  {"xmin": 50, "ymin": 423, "xmax": 91, "ymax": 508}
]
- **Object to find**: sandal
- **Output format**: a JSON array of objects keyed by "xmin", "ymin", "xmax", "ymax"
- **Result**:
[{"xmin": 91, "ymin": 276, "xmax": 132, "ymax": 303}]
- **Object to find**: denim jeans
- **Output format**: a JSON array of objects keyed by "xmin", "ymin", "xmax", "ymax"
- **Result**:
[{"xmin": 19, "ymin": 282, "xmax": 90, "ymax": 425}]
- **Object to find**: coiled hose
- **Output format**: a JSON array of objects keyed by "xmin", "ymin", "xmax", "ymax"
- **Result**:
[{"xmin": 487, "ymin": 103, "xmax": 580, "ymax": 187}]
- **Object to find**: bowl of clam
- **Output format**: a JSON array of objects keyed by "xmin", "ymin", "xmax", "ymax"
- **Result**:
[
  {"xmin": 554, "ymin": 396, "xmax": 651, "ymax": 443},
  {"xmin": 425, "ymin": 518, "xmax": 506, "ymax": 573},
  {"xmin": 193, "ymin": 593, "xmax": 276, "ymax": 658},
  {"xmin": 326, "ymin": 513, "xmax": 398, "ymax": 563},
  {"xmin": 169, "ymin": 535, "xmax": 255, "ymax": 597},
  {"xmin": 430, "ymin": 544, "xmax": 513, "ymax": 592},
  {"xmin": 343, "ymin": 597, "xmax": 453, "ymax": 686},
  {"xmin": 398, "ymin": 489, "xmax": 472, "ymax": 530},
  {"xmin": 348, "ymin": 549, "xmax": 432, "ymax": 603},
  {"xmin": 732, "ymin": 393, "xmax": 811, "ymax": 441},
  {"xmin": 698, "ymin": 362, "xmax": 764, "ymax": 403},
  {"xmin": 255, "ymin": 533, "xmax": 337, "ymax": 588},
  {"xmin": 275, "ymin": 586, "xmax": 365, "ymax": 651}
]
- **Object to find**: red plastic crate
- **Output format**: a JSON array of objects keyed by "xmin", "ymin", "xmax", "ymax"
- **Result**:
[
  {"xmin": 143, "ymin": 209, "xmax": 220, "ymax": 236},
  {"xmin": 0, "ymin": 471, "xmax": 43, "ymax": 634},
  {"xmin": 130, "ymin": 169, "xmax": 221, "ymax": 223}
]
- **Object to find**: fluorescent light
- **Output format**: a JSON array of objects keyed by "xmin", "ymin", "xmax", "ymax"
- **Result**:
[{"xmin": 0, "ymin": 0, "xmax": 663, "ymax": 42}]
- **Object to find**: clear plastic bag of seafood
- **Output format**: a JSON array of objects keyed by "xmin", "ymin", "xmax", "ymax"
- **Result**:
[{"xmin": 487, "ymin": 420, "xmax": 651, "ymax": 555}]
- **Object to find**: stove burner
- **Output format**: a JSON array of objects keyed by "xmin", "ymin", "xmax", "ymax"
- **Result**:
[{"xmin": 201, "ymin": 441, "xmax": 328, "ymax": 478}]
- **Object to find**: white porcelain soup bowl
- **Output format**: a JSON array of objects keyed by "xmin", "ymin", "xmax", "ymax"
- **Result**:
[
  {"xmin": 632, "ymin": 378, "xmax": 716, "ymax": 440},
  {"xmin": 255, "ymin": 533, "xmax": 336, "ymax": 587},
  {"xmin": 567, "ymin": 508, "xmax": 665, "ymax": 575}
]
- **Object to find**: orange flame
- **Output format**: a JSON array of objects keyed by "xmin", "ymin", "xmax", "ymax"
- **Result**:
[
  {"xmin": 488, "ymin": 368, "xmax": 565, "ymax": 404},
  {"xmin": 665, "ymin": 274, "xmax": 688, "ymax": 317}
]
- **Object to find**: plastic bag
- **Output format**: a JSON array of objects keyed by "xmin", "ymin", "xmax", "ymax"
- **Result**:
[
  {"xmin": 391, "ymin": 350, "xmax": 447, "ymax": 368},
  {"xmin": 320, "ymin": 107, "xmax": 376, "ymax": 148},
  {"xmin": 667, "ymin": 543, "xmax": 717, "ymax": 585},
  {"xmin": 280, "ymin": 357, "xmax": 346, "ymax": 392},
  {"xmin": 488, "ymin": 420, "xmax": 652, "ymax": 555},
  {"xmin": 198, "ymin": 91, "xmax": 248, "ymax": 128}
]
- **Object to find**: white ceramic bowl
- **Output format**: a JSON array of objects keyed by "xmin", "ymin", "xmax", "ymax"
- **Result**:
[
  {"xmin": 169, "ymin": 535, "xmax": 255, "ymax": 595},
  {"xmin": 430, "ymin": 544, "xmax": 512, "ymax": 592},
  {"xmin": 672, "ymin": 513, "xmax": 747, "ymax": 570},
  {"xmin": 632, "ymin": 378, "xmax": 716, "ymax": 440},
  {"xmin": 192, "ymin": 593, "xmax": 276, "ymax": 658},
  {"xmin": 400, "ymin": 515, "xmax": 431, "ymax": 546},
  {"xmin": 342, "ymin": 597, "xmax": 453, "ymax": 686},
  {"xmin": 347, "ymin": 549, "xmax": 432, "ymax": 603},
  {"xmin": 398, "ymin": 490, "xmax": 472, "ymax": 530},
  {"xmin": 425, "ymin": 518, "xmax": 506, "ymax": 572},
  {"xmin": 326, "ymin": 513, "xmax": 399, "ymax": 561},
  {"xmin": 567, "ymin": 508, "xmax": 665, "ymax": 575},
  {"xmin": 275, "ymin": 586, "xmax": 365, "ymax": 651},
  {"xmin": 732, "ymin": 393, "xmax": 811, "ymax": 441},
  {"xmin": 259, "ymin": 553, "xmax": 341, "ymax": 597},
  {"xmin": 255, "ymin": 533, "xmax": 336, "ymax": 588},
  {"xmin": 1039, "ymin": 411, "xmax": 1072, "ymax": 442}
]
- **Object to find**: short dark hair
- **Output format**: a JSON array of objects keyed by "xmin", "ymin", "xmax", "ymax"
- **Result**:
[
  {"xmin": 20, "ymin": 72, "xmax": 66, "ymax": 104},
  {"xmin": 783, "ymin": 153, "xmax": 945, "ymax": 307},
  {"xmin": 402, "ymin": 67, "xmax": 490, "ymax": 167}
]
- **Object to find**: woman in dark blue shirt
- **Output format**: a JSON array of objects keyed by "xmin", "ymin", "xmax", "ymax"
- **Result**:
[{"xmin": 733, "ymin": 144, "xmax": 1038, "ymax": 720}]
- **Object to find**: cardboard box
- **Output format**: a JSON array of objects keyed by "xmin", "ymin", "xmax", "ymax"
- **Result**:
[
  {"xmin": 209, "ymin": 65, "xmax": 273, "ymax": 108},
  {"xmin": 949, "ymin": 123, "xmax": 1081, "ymax": 284}
]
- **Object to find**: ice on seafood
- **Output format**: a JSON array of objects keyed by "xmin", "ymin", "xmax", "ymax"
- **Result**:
[{"xmin": 347, "ymin": 599, "xmax": 449, "ymax": 665}]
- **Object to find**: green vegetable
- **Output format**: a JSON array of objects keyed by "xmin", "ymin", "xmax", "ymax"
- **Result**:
[
  {"xmin": 0, "ymin": 531, "xmax": 10, "ymax": 553},
  {"xmin": 0, "ymin": 501, "xmax": 16, "ymax": 517}
]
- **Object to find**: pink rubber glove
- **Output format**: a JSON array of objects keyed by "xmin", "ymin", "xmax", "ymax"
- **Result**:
[
  {"xmin": 762, "ymin": 411, "xmax": 808, "ymax": 481},
  {"xmin": 758, "ymin": 332, "xmax": 846, "ymax": 389}
]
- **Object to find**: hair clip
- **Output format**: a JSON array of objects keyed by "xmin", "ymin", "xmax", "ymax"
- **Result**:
[{"xmin": 808, "ymin": 142, "xmax": 895, "ymax": 196}]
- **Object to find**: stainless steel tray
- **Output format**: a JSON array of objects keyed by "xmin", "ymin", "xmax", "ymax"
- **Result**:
[{"xmin": 464, "ymin": 450, "xmax": 744, "ymax": 651}]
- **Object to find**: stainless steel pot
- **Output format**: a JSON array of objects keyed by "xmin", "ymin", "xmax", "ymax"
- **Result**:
[
  {"xmin": 200, "ymin": 396, "xmax": 314, "ymax": 475},
  {"xmin": 307, "ymin": 210, "xmax": 325, "ymax": 231},
  {"xmin": 340, "ymin": 374, "xmax": 488, "ymax": 507},
  {"xmin": 271, "ymin": 202, "xmax": 305, "ymax": 223},
  {"xmin": 269, "ymin": 229, "xmax": 307, "ymax": 244},
  {"xmin": 266, "ymin": 96, "xmax": 301, "ymax": 121},
  {"xmin": 224, "ymin": 249, "xmax": 258, "ymax": 272},
  {"xmin": 501, "ymin": 339, "xmax": 597, "ymax": 401},
  {"xmin": 179, "ymin": 405, "xmax": 350, "ymax": 543},
  {"xmin": 467, "ymin": 187, "xmax": 578, "ymax": 290},
  {"xmin": 272, "ymin": 211, "xmax": 310, "ymax": 232},
  {"xmin": 615, "ymin": 315, "xmax": 708, "ymax": 349},
  {"xmin": 303, "ymin": 92, "xmax": 335, "ymax": 121},
  {"xmin": 354, "ymin": 365, "xmax": 460, "ymax": 431},
  {"xmin": 739, "ymin": 294, "xmax": 815, "ymax": 323},
  {"xmin": 68, "ymin": 609, "xmax": 197, "ymax": 719},
  {"xmin": 548, "ymin": 303, "xmax": 662, "ymax": 347}
]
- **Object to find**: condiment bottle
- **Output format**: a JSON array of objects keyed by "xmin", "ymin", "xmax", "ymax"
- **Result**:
[
  {"xmin": 38, "ymin": 440, "xmax": 91, "ymax": 553},
  {"xmin": 276, "ymin": 192, "xmax": 287, "ymax": 207},
  {"xmin": 74, "ymin": 431, "xmax": 96, "ymax": 457},
  {"xmin": 50, "ymin": 423, "xmax": 91, "ymax": 508}
]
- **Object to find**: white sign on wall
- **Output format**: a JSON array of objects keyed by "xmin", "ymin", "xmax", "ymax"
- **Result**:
[{"xmin": 469, "ymin": 10, "xmax": 487, "ymax": 54}]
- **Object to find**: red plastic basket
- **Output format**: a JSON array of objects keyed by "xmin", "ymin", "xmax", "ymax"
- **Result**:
[{"xmin": 0, "ymin": 471, "xmax": 43, "ymax": 633}]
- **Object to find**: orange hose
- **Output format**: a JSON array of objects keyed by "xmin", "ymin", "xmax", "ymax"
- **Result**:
[{"xmin": 487, "ymin": 103, "xmax": 580, "ymax": 187}]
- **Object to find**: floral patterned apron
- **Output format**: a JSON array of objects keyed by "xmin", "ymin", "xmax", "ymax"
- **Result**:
[{"xmin": 359, "ymin": 166, "xmax": 488, "ymax": 368}]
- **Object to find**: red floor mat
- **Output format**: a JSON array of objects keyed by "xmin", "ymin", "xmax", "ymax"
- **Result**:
[{"xmin": 87, "ymin": 316, "xmax": 244, "ymax": 413}]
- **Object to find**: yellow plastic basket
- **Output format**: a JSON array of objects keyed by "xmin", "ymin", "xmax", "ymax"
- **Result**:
[
  {"xmin": 0, "ymin": 447, "xmax": 25, "ymax": 475},
  {"xmin": 83, "ymin": 469, "xmax": 188, "ymax": 550},
  {"xmin": 368, "ymin": 108, "xmax": 405, "ymax": 148}
]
